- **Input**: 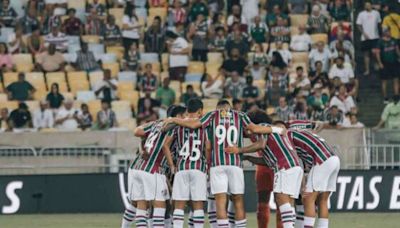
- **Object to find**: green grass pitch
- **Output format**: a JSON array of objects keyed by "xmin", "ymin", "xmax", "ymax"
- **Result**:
[{"xmin": 1, "ymin": 213, "xmax": 399, "ymax": 228}]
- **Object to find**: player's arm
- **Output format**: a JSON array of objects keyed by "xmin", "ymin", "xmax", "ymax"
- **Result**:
[
  {"xmin": 162, "ymin": 123, "xmax": 178, "ymax": 133},
  {"xmin": 225, "ymin": 138, "xmax": 266, "ymax": 154},
  {"xmin": 162, "ymin": 134, "xmax": 176, "ymax": 172},
  {"xmin": 165, "ymin": 117, "xmax": 202, "ymax": 129},
  {"xmin": 205, "ymin": 140, "xmax": 212, "ymax": 168},
  {"xmin": 243, "ymin": 155, "xmax": 268, "ymax": 166},
  {"xmin": 246, "ymin": 123, "xmax": 285, "ymax": 135},
  {"xmin": 134, "ymin": 121, "xmax": 154, "ymax": 137}
]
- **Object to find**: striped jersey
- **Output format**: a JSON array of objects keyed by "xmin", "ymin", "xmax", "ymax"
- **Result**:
[
  {"xmin": 287, "ymin": 129, "xmax": 335, "ymax": 168},
  {"xmin": 135, "ymin": 120, "xmax": 168, "ymax": 174},
  {"xmin": 287, "ymin": 120, "xmax": 315, "ymax": 130},
  {"xmin": 254, "ymin": 124, "xmax": 301, "ymax": 172},
  {"xmin": 200, "ymin": 109, "xmax": 252, "ymax": 167},
  {"xmin": 168, "ymin": 125, "xmax": 208, "ymax": 172}
]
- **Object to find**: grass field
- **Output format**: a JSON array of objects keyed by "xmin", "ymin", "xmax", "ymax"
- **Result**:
[{"xmin": 1, "ymin": 213, "xmax": 399, "ymax": 228}]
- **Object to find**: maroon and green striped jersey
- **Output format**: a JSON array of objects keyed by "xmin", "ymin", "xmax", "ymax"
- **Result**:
[
  {"xmin": 287, "ymin": 120, "xmax": 315, "ymax": 130},
  {"xmin": 287, "ymin": 129, "xmax": 336, "ymax": 167},
  {"xmin": 168, "ymin": 125, "xmax": 208, "ymax": 172},
  {"xmin": 200, "ymin": 109, "xmax": 252, "ymax": 167},
  {"xmin": 254, "ymin": 124, "xmax": 301, "ymax": 172},
  {"xmin": 136, "ymin": 120, "xmax": 168, "ymax": 174}
]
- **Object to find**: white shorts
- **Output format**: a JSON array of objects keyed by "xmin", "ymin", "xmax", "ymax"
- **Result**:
[
  {"xmin": 210, "ymin": 166, "xmax": 244, "ymax": 195},
  {"xmin": 154, "ymin": 173, "xmax": 170, "ymax": 201},
  {"xmin": 127, "ymin": 168, "xmax": 135, "ymax": 201},
  {"xmin": 273, "ymin": 166, "xmax": 304, "ymax": 199},
  {"xmin": 131, "ymin": 170, "xmax": 156, "ymax": 201},
  {"xmin": 306, "ymin": 156, "xmax": 340, "ymax": 192},
  {"xmin": 172, "ymin": 170, "xmax": 207, "ymax": 201}
]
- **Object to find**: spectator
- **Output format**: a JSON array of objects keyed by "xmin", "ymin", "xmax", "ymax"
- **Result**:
[
  {"xmin": 269, "ymin": 41, "xmax": 292, "ymax": 65},
  {"xmin": 374, "ymin": 95, "xmax": 400, "ymax": 129},
  {"xmin": 330, "ymin": 21, "xmax": 352, "ymax": 41},
  {"xmin": 77, "ymin": 103, "xmax": 93, "ymax": 130},
  {"xmin": 144, "ymin": 16, "xmax": 165, "ymax": 54},
  {"xmin": 19, "ymin": 7, "xmax": 40, "ymax": 35},
  {"xmin": 0, "ymin": 108, "xmax": 10, "ymax": 132},
  {"xmin": 269, "ymin": 50, "xmax": 289, "ymax": 74},
  {"xmin": 138, "ymin": 63, "xmax": 158, "ymax": 93},
  {"xmin": 103, "ymin": 15, "xmax": 122, "ymax": 46},
  {"xmin": 74, "ymin": 42, "xmax": 100, "ymax": 72},
  {"xmin": 122, "ymin": 3, "xmax": 141, "ymax": 51},
  {"xmin": 290, "ymin": 66, "xmax": 311, "ymax": 97},
  {"xmin": 181, "ymin": 85, "xmax": 199, "ymax": 105},
  {"xmin": 44, "ymin": 0, "xmax": 67, "ymax": 13},
  {"xmin": 328, "ymin": 56, "xmax": 355, "ymax": 86},
  {"xmin": 222, "ymin": 48, "xmax": 248, "ymax": 76},
  {"xmin": 330, "ymin": 38, "xmax": 355, "ymax": 67},
  {"xmin": 242, "ymin": 76, "xmax": 262, "ymax": 111},
  {"xmin": 42, "ymin": 8, "xmax": 62, "ymax": 35},
  {"xmin": 356, "ymin": 1, "xmax": 381, "ymax": 76},
  {"xmin": 123, "ymin": 43, "xmax": 140, "ymax": 71},
  {"xmin": 156, "ymin": 78, "xmax": 176, "ymax": 108},
  {"xmin": 374, "ymin": 28, "xmax": 400, "ymax": 103},
  {"xmin": 201, "ymin": 73, "xmax": 224, "ymax": 99},
  {"xmin": 323, "ymin": 105, "xmax": 344, "ymax": 128},
  {"xmin": 232, "ymin": 98, "xmax": 243, "ymax": 111},
  {"xmin": 168, "ymin": 0, "xmax": 186, "ymax": 26},
  {"xmin": 309, "ymin": 60, "xmax": 329, "ymax": 86},
  {"xmin": 275, "ymin": 96, "xmax": 294, "ymax": 121},
  {"xmin": 63, "ymin": 8, "xmax": 83, "ymax": 36},
  {"xmin": 44, "ymin": 26, "xmax": 68, "ymax": 52},
  {"xmin": 46, "ymin": 83, "xmax": 64, "ymax": 109},
  {"xmin": 224, "ymin": 71, "xmax": 246, "ymax": 99},
  {"xmin": 33, "ymin": 100, "xmax": 54, "ymax": 129},
  {"xmin": 309, "ymin": 41, "xmax": 331, "ymax": 72},
  {"xmin": 270, "ymin": 16, "xmax": 290, "ymax": 43},
  {"xmin": 225, "ymin": 29, "xmax": 250, "ymax": 57},
  {"xmin": 241, "ymin": 0, "xmax": 258, "ymax": 27},
  {"xmin": 249, "ymin": 62, "xmax": 266, "ymax": 81},
  {"xmin": 266, "ymin": 5, "xmax": 288, "ymax": 28},
  {"xmin": 36, "ymin": 44, "xmax": 65, "ymax": 72},
  {"xmin": 138, "ymin": 92, "xmax": 159, "ymax": 122},
  {"xmin": 329, "ymin": 0, "xmax": 351, "ymax": 21},
  {"xmin": 227, "ymin": 4, "xmax": 247, "ymax": 30},
  {"xmin": 0, "ymin": 0, "xmax": 18, "ymax": 27},
  {"xmin": 27, "ymin": 28, "xmax": 45, "ymax": 55},
  {"xmin": 382, "ymin": 5, "xmax": 400, "ymax": 41},
  {"xmin": 166, "ymin": 31, "xmax": 190, "ymax": 82},
  {"xmin": 187, "ymin": 14, "xmax": 208, "ymax": 62},
  {"xmin": 290, "ymin": 25, "xmax": 312, "ymax": 52},
  {"xmin": 208, "ymin": 27, "xmax": 227, "ymax": 52},
  {"xmin": 329, "ymin": 32, "xmax": 355, "ymax": 61},
  {"xmin": 188, "ymin": 0, "xmax": 208, "ymax": 22},
  {"xmin": 6, "ymin": 73, "xmax": 35, "ymax": 101},
  {"xmin": 292, "ymin": 98, "xmax": 308, "ymax": 120},
  {"xmin": 55, "ymin": 99, "xmax": 80, "ymax": 131},
  {"xmin": 251, "ymin": 43, "xmax": 268, "ymax": 67},
  {"xmin": 329, "ymin": 84, "xmax": 356, "ymax": 114},
  {"xmin": 86, "ymin": 0, "xmax": 106, "ymax": 16},
  {"xmin": 94, "ymin": 69, "xmax": 117, "ymax": 102},
  {"xmin": 307, "ymin": 4, "xmax": 329, "ymax": 34},
  {"xmin": 288, "ymin": 0, "xmax": 308, "ymax": 14},
  {"xmin": 249, "ymin": 15, "xmax": 269, "ymax": 44},
  {"xmin": 307, "ymin": 83, "xmax": 329, "ymax": 109},
  {"xmin": 266, "ymin": 1, "xmax": 287, "ymax": 13},
  {"xmin": 27, "ymin": 0, "xmax": 46, "ymax": 15},
  {"xmin": 94, "ymin": 100, "xmax": 118, "ymax": 130},
  {"xmin": 85, "ymin": 8, "xmax": 104, "ymax": 35},
  {"xmin": 342, "ymin": 113, "xmax": 365, "ymax": 128},
  {"xmin": 0, "ymin": 43, "xmax": 13, "ymax": 71},
  {"xmin": 8, "ymin": 103, "xmax": 33, "ymax": 130},
  {"xmin": 8, "ymin": 26, "xmax": 27, "ymax": 54}
]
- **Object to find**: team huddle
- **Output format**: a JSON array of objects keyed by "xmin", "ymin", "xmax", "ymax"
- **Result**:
[{"xmin": 121, "ymin": 98, "xmax": 340, "ymax": 228}]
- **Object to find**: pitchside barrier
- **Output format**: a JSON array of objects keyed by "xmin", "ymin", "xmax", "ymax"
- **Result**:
[{"xmin": 0, "ymin": 170, "xmax": 399, "ymax": 214}]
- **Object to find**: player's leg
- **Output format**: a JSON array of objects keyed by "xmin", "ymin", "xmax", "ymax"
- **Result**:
[
  {"xmin": 210, "ymin": 166, "xmax": 230, "ymax": 227},
  {"xmin": 316, "ymin": 192, "xmax": 330, "ymax": 228},
  {"xmin": 122, "ymin": 168, "xmax": 137, "ymax": 228},
  {"xmin": 214, "ymin": 193, "xmax": 229, "ymax": 227},
  {"xmin": 172, "ymin": 171, "xmax": 189, "ymax": 228},
  {"xmin": 190, "ymin": 170, "xmax": 207, "ymax": 228},
  {"xmin": 227, "ymin": 198, "xmax": 235, "ymax": 228},
  {"xmin": 153, "ymin": 173, "xmax": 169, "ymax": 227},
  {"xmin": 275, "ymin": 193, "xmax": 295, "ymax": 228},
  {"xmin": 256, "ymin": 166, "xmax": 274, "ymax": 228},
  {"xmin": 173, "ymin": 200, "xmax": 187, "ymax": 228},
  {"xmin": 133, "ymin": 171, "xmax": 154, "ymax": 228},
  {"xmin": 207, "ymin": 195, "xmax": 218, "ymax": 228},
  {"xmin": 226, "ymin": 166, "xmax": 246, "ymax": 228},
  {"xmin": 302, "ymin": 191, "xmax": 319, "ymax": 228},
  {"xmin": 294, "ymin": 198, "xmax": 304, "ymax": 228}
]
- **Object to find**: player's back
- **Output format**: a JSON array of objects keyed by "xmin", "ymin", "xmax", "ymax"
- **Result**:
[
  {"xmin": 201, "ymin": 109, "xmax": 251, "ymax": 167},
  {"xmin": 287, "ymin": 120, "xmax": 314, "ymax": 130}
]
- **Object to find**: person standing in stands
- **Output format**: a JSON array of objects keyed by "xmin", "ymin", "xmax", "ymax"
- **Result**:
[
  {"xmin": 122, "ymin": 2, "xmax": 142, "ymax": 52},
  {"xmin": 166, "ymin": 31, "xmax": 189, "ymax": 82},
  {"xmin": 6, "ymin": 73, "xmax": 35, "ymax": 101}
]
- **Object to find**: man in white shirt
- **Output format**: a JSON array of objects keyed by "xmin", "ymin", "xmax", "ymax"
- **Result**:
[
  {"xmin": 309, "ymin": 41, "xmax": 331, "ymax": 72},
  {"xmin": 356, "ymin": 1, "xmax": 381, "ymax": 75},
  {"xmin": 328, "ymin": 57, "xmax": 354, "ymax": 85},
  {"xmin": 290, "ymin": 25, "xmax": 312, "ymax": 52},
  {"xmin": 342, "ymin": 113, "xmax": 365, "ymax": 128},
  {"xmin": 269, "ymin": 41, "xmax": 292, "ymax": 65},
  {"xmin": 33, "ymin": 100, "xmax": 54, "ymax": 130},
  {"xmin": 55, "ymin": 99, "xmax": 80, "ymax": 131},
  {"xmin": 166, "ymin": 31, "xmax": 189, "ymax": 82},
  {"xmin": 94, "ymin": 69, "xmax": 118, "ymax": 101},
  {"xmin": 329, "ymin": 85, "xmax": 355, "ymax": 114},
  {"xmin": 290, "ymin": 66, "xmax": 311, "ymax": 96}
]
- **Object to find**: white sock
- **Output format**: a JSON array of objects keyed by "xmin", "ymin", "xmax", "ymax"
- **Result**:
[
  {"xmin": 147, "ymin": 209, "xmax": 153, "ymax": 228},
  {"xmin": 208, "ymin": 197, "xmax": 217, "ymax": 228},
  {"xmin": 279, "ymin": 203, "xmax": 295, "ymax": 228},
  {"xmin": 135, "ymin": 209, "xmax": 148, "ymax": 228},
  {"xmin": 227, "ymin": 200, "xmax": 235, "ymax": 228},
  {"xmin": 235, "ymin": 219, "xmax": 247, "ymax": 228},
  {"xmin": 317, "ymin": 218, "xmax": 329, "ymax": 228},
  {"xmin": 173, "ymin": 209, "xmax": 185, "ymax": 228},
  {"xmin": 295, "ymin": 205, "xmax": 304, "ymax": 228},
  {"xmin": 192, "ymin": 209, "xmax": 205, "ymax": 228},
  {"xmin": 121, "ymin": 204, "xmax": 136, "ymax": 228},
  {"xmin": 189, "ymin": 211, "xmax": 194, "ymax": 228},
  {"xmin": 153, "ymin": 207, "xmax": 166, "ymax": 227},
  {"xmin": 304, "ymin": 216, "xmax": 316, "ymax": 228},
  {"xmin": 217, "ymin": 219, "xmax": 229, "ymax": 228}
]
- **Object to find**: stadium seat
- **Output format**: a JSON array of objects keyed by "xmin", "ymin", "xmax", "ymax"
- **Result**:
[
  {"xmin": 117, "ymin": 81, "xmax": 135, "ymax": 98},
  {"xmin": 25, "ymin": 72, "xmax": 46, "ymax": 91},
  {"xmin": 0, "ymin": 101, "xmax": 18, "ymax": 111},
  {"xmin": 100, "ymin": 53, "xmax": 118, "ymax": 63},
  {"xmin": 269, "ymin": 42, "xmax": 289, "ymax": 50},
  {"xmin": 46, "ymin": 72, "xmax": 67, "ymax": 90},
  {"xmin": 108, "ymin": 8, "xmax": 124, "ymax": 27},
  {"xmin": 292, "ymin": 52, "xmax": 309, "ymax": 66},
  {"xmin": 118, "ymin": 71, "xmax": 137, "ymax": 82},
  {"xmin": 88, "ymin": 43, "xmax": 105, "ymax": 60},
  {"xmin": 203, "ymin": 99, "xmax": 219, "ymax": 113},
  {"xmin": 70, "ymin": 80, "xmax": 90, "ymax": 95},
  {"xmin": 106, "ymin": 46, "xmax": 124, "ymax": 61},
  {"xmin": 81, "ymin": 35, "xmax": 101, "ymax": 44},
  {"xmin": 185, "ymin": 73, "xmax": 203, "ymax": 82},
  {"xmin": 140, "ymin": 53, "xmax": 159, "ymax": 63},
  {"xmin": 119, "ymin": 90, "xmax": 140, "ymax": 108},
  {"xmin": 3, "ymin": 72, "xmax": 18, "ymax": 87},
  {"xmin": 311, "ymin": 33, "xmax": 328, "ymax": 45},
  {"xmin": 207, "ymin": 52, "xmax": 223, "ymax": 64},
  {"xmin": 169, "ymin": 81, "xmax": 181, "ymax": 93},
  {"xmin": 12, "ymin": 54, "xmax": 34, "ymax": 72},
  {"xmin": 118, "ymin": 118, "xmax": 137, "ymax": 133},
  {"xmin": 102, "ymin": 63, "xmax": 120, "ymax": 78},
  {"xmin": 290, "ymin": 26, "xmax": 299, "ymax": 36},
  {"xmin": 205, "ymin": 62, "xmax": 221, "ymax": 77},
  {"xmin": 0, "ymin": 93, "xmax": 7, "ymax": 102},
  {"xmin": 188, "ymin": 61, "xmax": 205, "ymax": 74},
  {"xmin": 67, "ymin": 0, "xmax": 85, "ymax": 9},
  {"xmin": 76, "ymin": 91, "xmax": 97, "ymax": 103},
  {"xmin": 148, "ymin": 8, "xmax": 167, "ymax": 23},
  {"xmin": 289, "ymin": 14, "xmax": 309, "ymax": 27},
  {"xmin": 33, "ymin": 89, "xmax": 48, "ymax": 101},
  {"xmin": 112, "ymin": 100, "xmax": 132, "ymax": 121},
  {"xmin": 67, "ymin": 71, "xmax": 88, "ymax": 84},
  {"xmin": 89, "ymin": 71, "xmax": 104, "ymax": 88},
  {"xmin": 25, "ymin": 100, "xmax": 39, "ymax": 112},
  {"xmin": 63, "ymin": 92, "xmax": 75, "ymax": 100},
  {"xmin": 87, "ymin": 100, "xmax": 102, "ymax": 121},
  {"xmin": 88, "ymin": 0, "xmax": 106, "ymax": 4}
]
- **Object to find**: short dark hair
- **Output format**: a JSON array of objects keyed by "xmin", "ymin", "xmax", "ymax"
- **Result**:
[
  {"xmin": 232, "ymin": 99, "xmax": 242, "ymax": 106},
  {"xmin": 168, "ymin": 105, "xmax": 186, "ymax": 117},
  {"xmin": 296, "ymin": 66, "xmax": 303, "ymax": 71},
  {"xmin": 217, "ymin": 99, "xmax": 231, "ymax": 108},
  {"xmin": 166, "ymin": 31, "xmax": 178, "ymax": 39},
  {"xmin": 247, "ymin": 110, "xmax": 271, "ymax": 124},
  {"xmin": 187, "ymin": 98, "xmax": 203, "ymax": 113},
  {"xmin": 18, "ymin": 102, "xmax": 28, "ymax": 110}
]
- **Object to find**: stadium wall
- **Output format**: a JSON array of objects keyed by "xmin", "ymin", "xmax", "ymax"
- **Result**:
[{"xmin": 1, "ymin": 170, "xmax": 399, "ymax": 215}]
